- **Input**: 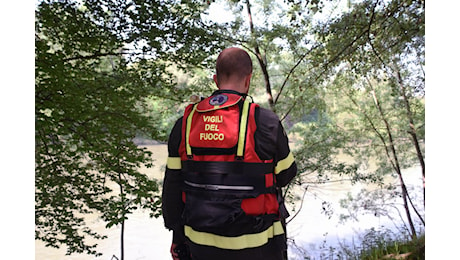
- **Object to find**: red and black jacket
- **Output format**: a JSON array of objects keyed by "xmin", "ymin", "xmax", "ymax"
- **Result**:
[{"xmin": 162, "ymin": 90, "xmax": 297, "ymax": 250}]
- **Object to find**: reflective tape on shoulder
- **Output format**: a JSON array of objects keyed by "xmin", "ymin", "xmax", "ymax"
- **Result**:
[
  {"xmin": 186, "ymin": 104, "xmax": 198, "ymax": 156},
  {"xmin": 167, "ymin": 157, "xmax": 182, "ymax": 170},
  {"xmin": 275, "ymin": 152, "xmax": 295, "ymax": 174},
  {"xmin": 184, "ymin": 221, "xmax": 284, "ymax": 250},
  {"xmin": 237, "ymin": 98, "xmax": 251, "ymax": 157}
]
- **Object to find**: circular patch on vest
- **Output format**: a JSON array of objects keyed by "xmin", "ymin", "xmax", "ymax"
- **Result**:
[{"xmin": 209, "ymin": 94, "xmax": 228, "ymax": 106}]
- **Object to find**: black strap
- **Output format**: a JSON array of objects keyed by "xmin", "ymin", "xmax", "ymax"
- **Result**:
[
  {"xmin": 182, "ymin": 160, "xmax": 273, "ymax": 175},
  {"xmin": 183, "ymin": 161, "xmax": 276, "ymax": 196}
]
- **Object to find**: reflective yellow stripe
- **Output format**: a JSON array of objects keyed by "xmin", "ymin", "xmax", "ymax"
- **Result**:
[
  {"xmin": 186, "ymin": 104, "xmax": 198, "ymax": 156},
  {"xmin": 167, "ymin": 157, "xmax": 182, "ymax": 170},
  {"xmin": 237, "ymin": 98, "xmax": 250, "ymax": 157},
  {"xmin": 275, "ymin": 152, "xmax": 295, "ymax": 174},
  {"xmin": 184, "ymin": 221, "xmax": 284, "ymax": 250}
]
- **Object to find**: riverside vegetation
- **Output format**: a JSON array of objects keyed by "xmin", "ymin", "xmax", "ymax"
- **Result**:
[
  {"xmin": 35, "ymin": 0, "xmax": 424, "ymax": 259},
  {"xmin": 326, "ymin": 231, "xmax": 425, "ymax": 259}
]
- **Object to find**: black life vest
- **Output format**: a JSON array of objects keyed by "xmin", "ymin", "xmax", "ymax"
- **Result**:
[{"xmin": 178, "ymin": 92, "xmax": 283, "ymax": 248}]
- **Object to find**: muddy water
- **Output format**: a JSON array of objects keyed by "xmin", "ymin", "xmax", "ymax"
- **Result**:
[
  {"xmin": 35, "ymin": 144, "xmax": 424, "ymax": 259},
  {"xmin": 35, "ymin": 144, "xmax": 172, "ymax": 260}
]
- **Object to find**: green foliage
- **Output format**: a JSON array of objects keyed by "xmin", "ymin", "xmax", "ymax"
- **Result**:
[
  {"xmin": 312, "ymin": 0, "xmax": 425, "ymax": 237},
  {"xmin": 35, "ymin": 0, "xmax": 224, "ymax": 256},
  {"xmin": 143, "ymin": 66, "xmax": 216, "ymax": 141},
  {"xmin": 36, "ymin": 5, "xmax": 157, "ymax": 256},
  {"xmin": 291, "ymin": 227, "xmax": 424, "ymax": 259},
  {"xmin": 243, "ymin": 0, "xmax": 426, "ymax": 239},
  {"xmin": 356, "ymin": 231, "xmax": 425, "ymax": 260}
]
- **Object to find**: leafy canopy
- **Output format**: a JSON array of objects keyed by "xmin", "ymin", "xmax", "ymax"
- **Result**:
[{"xmin": 35, "ymin": 0, "xmax": 224, "ymax": 255}]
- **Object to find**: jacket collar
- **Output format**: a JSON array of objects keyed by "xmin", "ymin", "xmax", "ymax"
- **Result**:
[{"xmin": 212, "ymin": 89, "xmax": 247, "ymax": 97}]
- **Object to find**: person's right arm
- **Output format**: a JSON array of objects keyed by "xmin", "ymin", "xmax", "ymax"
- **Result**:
[{"xmin": 162, "ymin": 118, "xmax": 186, "ymax": 247}]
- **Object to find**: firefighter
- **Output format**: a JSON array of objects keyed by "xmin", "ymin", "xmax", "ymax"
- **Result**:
[{"xmin": 162, "ymin": 47, "xmax": 297, "ymax": 260}]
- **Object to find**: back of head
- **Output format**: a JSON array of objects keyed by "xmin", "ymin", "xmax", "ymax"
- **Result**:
[{"xmin": 215, "ymin": 47, "xmax": 253, "ymax": 87}]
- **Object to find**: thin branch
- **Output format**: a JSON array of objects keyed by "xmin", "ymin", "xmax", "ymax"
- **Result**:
[
  {"xmin": 344, "ymin": 90, "xmax": 397, "ymax": 171},
  {"xmin": 366, "ymin": 77, "xmax": 418, "ymax": 237},
  {"xmin": 63, "ymin": 51, "xmax": 127, "ymax": 62},
  {"xmin": 245, "ymin": 0, "xmax": 274, "ymax": 110},
  {"xmin": 286, "ymin": 186, "xmax": 308, "ymax": 224},
  {"xmin": 274, "ymin": 46, "xmax": 321, "ymax": 105},
  {"xmin": 280, "ymin": 25, "xmax": 371, "ymax": 121}
]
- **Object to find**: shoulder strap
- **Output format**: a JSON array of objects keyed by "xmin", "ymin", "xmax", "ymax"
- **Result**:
[
  {"xmin": 236, "ymin": 97, "xmax": 251, "ymax": 158},
  {"xmin": 185, "ymin": 103, "xmax": 198, "ymax": 157}
]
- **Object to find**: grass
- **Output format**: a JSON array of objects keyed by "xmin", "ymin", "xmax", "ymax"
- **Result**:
[
  {"xmin": 301, "ymin": 228, "xmax": 425, "ymax": 260},
  {"xmin": 358, "ymin": 235, "xmax": 425, "ymax": 260}
]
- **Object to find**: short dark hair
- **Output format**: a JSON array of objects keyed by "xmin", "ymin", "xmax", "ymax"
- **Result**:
[{"xmin": 215, "ymin": 47, "xmax": 253, "ymax": 84}]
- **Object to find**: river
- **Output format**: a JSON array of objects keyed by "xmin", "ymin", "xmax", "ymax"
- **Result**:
[{"xmin": 35, "ymin": 144, "xmax": 424, "ymax": 259}]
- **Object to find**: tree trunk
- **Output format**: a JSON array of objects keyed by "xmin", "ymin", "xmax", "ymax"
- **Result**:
[
  {"xmin": 369, "ymin": 87, "xmax": 418, "ymax": 238},
  {"xmin": 118, "ymin": 172, "xmax": 125, "ymax": 260},
  {"xmin": 120, "ymin": 218, "xmax": 125, "ymax": 260},
  {"xmin": 245, "ymin": 0, "xmax": 275, "ymax": 111},
  {"xmin": 394, "ymin": 66, "xmax": 425, "ymax": 207}
]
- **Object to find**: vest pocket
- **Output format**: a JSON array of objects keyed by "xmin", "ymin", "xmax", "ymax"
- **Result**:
[{"xmin": 183, "ymin": 191, "xmax": 243, "ymax": 232}]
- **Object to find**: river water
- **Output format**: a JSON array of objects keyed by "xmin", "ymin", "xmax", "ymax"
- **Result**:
[{"xmin": 35, "ymin": 144, "xmax": 424, "ymax": 259}]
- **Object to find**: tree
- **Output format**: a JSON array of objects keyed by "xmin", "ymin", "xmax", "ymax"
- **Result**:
[
  {"xmin": 310, "ymin": 0, "xmax": 425, "ymax": 238},
  {"xmin": 35, "ymin": 0, "xmax": 223, "ymax": 257}
]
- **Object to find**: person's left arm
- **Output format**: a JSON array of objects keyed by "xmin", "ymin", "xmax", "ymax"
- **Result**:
[
  {"xmin": 254, "ymin": 107, "xmax": 297, "ymax": 187},
  {"xmin": 273, "ymin": 121, "xmax": 297, "ymax": 187}
]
